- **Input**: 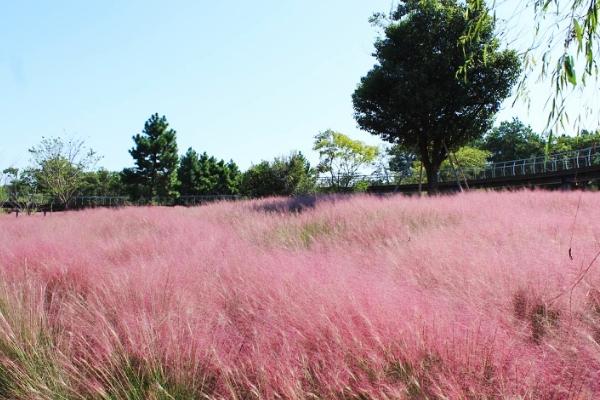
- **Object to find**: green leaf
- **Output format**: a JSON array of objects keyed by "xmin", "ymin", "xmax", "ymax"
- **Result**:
[
  {"xmin": 563, "ymin": 55, "xmax": 577, "ymax": 85},
  {"xmin": 573, "ymin": 19, "xmax": 583, "ymax": 51}
]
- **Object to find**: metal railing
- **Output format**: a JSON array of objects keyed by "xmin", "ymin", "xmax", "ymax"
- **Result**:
[
  {"xmin": 461, "ymin": 145, "xmax": 600, "ymax": 181},
  {"xmin": 1, "ymin": 194, "xmax": 243, "ymax": 214},
  {"xmin": 317, "ymin": 145, "xmax": 600, "ymax": 187},
  {"xmin": 70, "ymin": 195, "xmax": 242, "ymax": 207},
  {"xmin": 68, "ymin": 196, "xmax": 129, "ymax": 208}
]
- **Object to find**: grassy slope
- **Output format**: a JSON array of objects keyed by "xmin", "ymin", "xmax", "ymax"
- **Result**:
[{"xmin": 0, "ymin": 191, "xmax": 599, "ymax": 399}]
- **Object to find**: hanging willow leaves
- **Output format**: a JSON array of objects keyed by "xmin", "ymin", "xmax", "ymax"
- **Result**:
[
  {"xmin": 464, "ymin": 0, "xmax": 600, "ymax": 131},
  {"xmin": 564, "ymin": 55, "xmax": 577, "ymax": 85}
]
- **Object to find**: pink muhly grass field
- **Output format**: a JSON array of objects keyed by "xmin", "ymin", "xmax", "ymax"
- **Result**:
[{"xmin": 0, "ymin": 190, "xmax": 599, "ymax": 399}]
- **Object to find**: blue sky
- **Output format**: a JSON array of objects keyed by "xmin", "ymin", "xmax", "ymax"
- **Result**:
[{"xmin": 0, "ymin": 1, "xmax": 596, "ymax": 172}]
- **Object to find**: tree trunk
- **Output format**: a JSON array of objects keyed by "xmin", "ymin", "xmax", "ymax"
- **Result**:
[
  {"xmin": 418, "ymin": 140, "xmax": 445, "ymax": 195},
  {"xmin": 425, "ymin": 164, "xmax": 440, "ymax": 195}
]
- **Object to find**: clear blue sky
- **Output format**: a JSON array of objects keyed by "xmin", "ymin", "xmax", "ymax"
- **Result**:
[{"xmin": 0, "ymin": 1, "xmax": 596, "ymax": 172}]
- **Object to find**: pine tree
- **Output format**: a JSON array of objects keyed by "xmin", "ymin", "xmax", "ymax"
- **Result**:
[
  {"xmin": 176, "ymin": 149, "xmax": 242, "ymax": 196},
  {"xmin": 178, "ymin": 148, "xmax": 202, "ymax": 195},
  {"xmin": 124, "ymin": 113, "xmax": 179, "ymax": 200}
]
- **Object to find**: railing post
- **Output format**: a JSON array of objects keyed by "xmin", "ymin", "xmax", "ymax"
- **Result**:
[{"xmin": 543, "ymin": 158, "xmax": 546, "ymax": 173}]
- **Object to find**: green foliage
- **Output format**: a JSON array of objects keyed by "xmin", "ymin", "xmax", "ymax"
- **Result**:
[
  {"xmin": 102, "ymin": 355, "xmax": 203, "ymax": 400},
  {"xmin": 477, "ymin": 118, "xmax": 546, "ymax": 162},
  {"xmin": 241, "ymin": 152, "xmax": 316, "ymax": 197},
  {"xmin": 353, "ymin": 180, "xmax": 371, "ymax": 192},
  {"xmin": 178, "ymin": 148, "xmax": 241, "ymax": 195},
  {"xmin": 353, "ymin": 0, "xmax": 520, "ymax": 192},
  {"xmin": 2, "ymin": 168, "xmax": 34, "ymax": 200},
  {"xmin": 79, "ymin": 169, "xmax": 127, "ymax": 196},
  {"xmin": 405, "ymin": 146, "xmax": 490, "ymax": 183},
  {"xmin": 27, "ymin": 137, "xmax": 100, "ymax": 206},
  {"xmin": 475, "ymin": 119, "xmax": 599, "ymax": 161},
  {"xmin": 178, "ymin": 148, "xmax": 202, "ymax": 196},
  {"xmin": 313, "ymin": 130, "xmax": 379, "ymax": 189},
  {"xmin": 441, "ymin": 146, "xmax": 490, "ymax": 178},
  {"xmin": 550, "ymin": 129, "xmax": 600, "ymax": 153},
  {"xmin": 123, "ymin": 114, "xmax": 179, "ymax": 200},
  {"xmin": 387, "ymin": 145, "xmax": 417, "ymax": 176}
]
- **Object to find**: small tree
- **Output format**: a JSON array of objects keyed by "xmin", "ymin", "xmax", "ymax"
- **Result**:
[
  {"xmin": 178, "ymin": 148, "xmax": 242, "ymax": 196},
  {"xmin": 313, "ymin": 130, "xmax": 379, "ymax": 189},
  {"xmin": 405, "ymin": 146, "xmax": 490, "ymax": 184},
  {"xmin": 28, "ymin": 137, "xmax": 100, "ymax": 207},
  {"xmin": 353, "ymin": 0, "xmax": 520, "ymax": 193},
  {"xmin": 211, "ymin": 159, "xmax": 242, "ymax": 195},
  {"xmin": 123, "ymin": 113, "xmax": 179, "ymax": 200},
  {"xmin": 241, "ymin": 152, "xmax": 316, "ymax": 198},
  {"xmin": 1, "ymin": 167, "xmax": 40, "ymax": 210},
  {"xmin": 439, "ymin": 146, "xmax": 490, "ymax": 181},
  {"xmin": 1, "ymin": 167, "xmax": 23, "ymax": 202}
]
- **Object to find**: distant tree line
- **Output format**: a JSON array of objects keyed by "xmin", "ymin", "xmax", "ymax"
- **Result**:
[
  {"xmin": 0, "ymin": 114, "xmax": 384, "ymax": 208},
  {"xmin": 2, "ymin": 113, "xmax": 599, "ymax": 209}
]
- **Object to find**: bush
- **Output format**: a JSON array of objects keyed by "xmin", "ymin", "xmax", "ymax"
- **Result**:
[{"xmin": 241, "ymin": 151, "xmax": 316, "ymax": 197}]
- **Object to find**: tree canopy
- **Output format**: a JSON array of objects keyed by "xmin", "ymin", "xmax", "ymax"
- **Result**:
[
  {"xmin": 122, "ymin": 114, "xmax": 179, "ymax": 200},
  {"xmin": 241, "ymin": 152, "xmax": 316, "ymax": 198},
  {"xmin": 313, "ymin": 130, "xmax": 379, "ymax": 189},
  {"xmin": 27, "ymin": 137, "xmax": 100, "ymax": 207},
  {"xmin": 80, "ymin": 169, "xmax": 126, "ymax": 196},
  {"xmin": 178, "ymin": 148, "xmax": 241, "ymax": 196},
  {"xmin": 352, "ymin": 0, "xmax": 520, "ymax": 192},
  {"xmin": 477, "ymin": 118, "xmax": 546, "ymax": 162}
]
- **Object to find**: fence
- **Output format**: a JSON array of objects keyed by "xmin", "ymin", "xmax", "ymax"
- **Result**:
[
  {"xmin": 1, "ymin": 194, "xmax": 243, "ymax": 214},
  {"xmin": 69, "ymin": 195, "xmax": 243, "ymax": 208}
]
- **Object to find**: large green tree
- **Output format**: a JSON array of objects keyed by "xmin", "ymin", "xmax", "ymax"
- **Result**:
[
  {"xmin": 352, "ymin": 0, "xmax": 520, "ymax": 192},
  {"xmin": 123, "ymin": 113, "xmax": 179, "ymax": 200}
]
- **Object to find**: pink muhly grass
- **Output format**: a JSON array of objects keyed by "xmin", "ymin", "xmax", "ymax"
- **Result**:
[{"xmin": 0, "ymin": 191, "xmax": 599, "ymax": 398}]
